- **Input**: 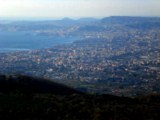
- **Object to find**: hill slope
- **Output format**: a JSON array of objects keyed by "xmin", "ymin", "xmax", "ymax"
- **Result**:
[
  {"xmin": 0, "ymin": 75, "xmax": 160, "ymax": 120},
  {"xmin": 0, "ymin": 75, "xmax": 82, "ymax": 95}
]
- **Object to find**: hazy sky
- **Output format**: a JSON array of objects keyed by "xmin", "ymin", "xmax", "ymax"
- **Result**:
[{"xmin": 0, "ymin": 0, "xmax": 160, "ymax": 19}]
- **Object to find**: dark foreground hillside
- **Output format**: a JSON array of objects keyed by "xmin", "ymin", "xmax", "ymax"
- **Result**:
[
  {"xmin": 0, "ymin": 75, "xmax": 82, "ymax": 95},
  {"xmin": 0, "ymin": 75, "xmax": 160, "ymax": 120}
]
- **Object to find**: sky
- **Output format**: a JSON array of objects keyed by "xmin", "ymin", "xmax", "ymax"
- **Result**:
[{"xmin": 0, "ymin": 0, "xmax": 160, "ymax": 19}]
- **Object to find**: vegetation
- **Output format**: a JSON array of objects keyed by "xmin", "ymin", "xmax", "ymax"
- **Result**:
[{"xmin": 0, "ymin": 75, "xmax": 160, "ymax": 120}]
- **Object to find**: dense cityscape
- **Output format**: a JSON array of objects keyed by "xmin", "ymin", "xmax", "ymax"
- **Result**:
[{"xmin": 0, "ymin": 16, "xmax": 160, "ymax": 97}]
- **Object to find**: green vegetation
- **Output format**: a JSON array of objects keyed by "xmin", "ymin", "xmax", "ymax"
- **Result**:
[{"xmin": 0, "ymin": 75, "xmax": 160, "ymax": 120}]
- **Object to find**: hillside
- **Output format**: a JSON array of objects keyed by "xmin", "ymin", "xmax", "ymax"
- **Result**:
[
  {"xmin": 0, "ymin": 75, "xmax": 160, "ymax": 120},
  {"xmin": 0, "ymin": 75, "xmax": 82, "ymax": 95}
]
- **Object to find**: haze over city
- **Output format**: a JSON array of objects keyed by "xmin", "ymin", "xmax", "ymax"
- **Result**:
[{"xmin": 0, "ymin": 0, "xmax": 160, "ymax": 20}]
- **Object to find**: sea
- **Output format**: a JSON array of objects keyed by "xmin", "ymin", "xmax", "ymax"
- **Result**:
[{"xmin": 0, "ymin": 30, "xmax": 77, "ymax": 53}]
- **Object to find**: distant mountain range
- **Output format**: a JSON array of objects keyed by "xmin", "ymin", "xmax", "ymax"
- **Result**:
[
  {"xmin": 101, "ymin": 16, "xmax": 160, "ymax": 29},
  {"xmin": 1, "ymin": 16, "xmax": 160, "ymax": 32},
  {"xmin": 0, "ymin": 17, "xmax": 98, "ymax": 26},
  {"xmin": 101, "ymin": 16, "xmax": 160, "ymax": 24}
]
